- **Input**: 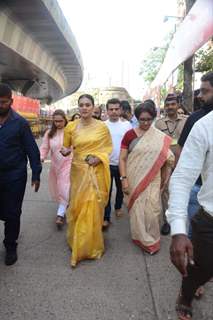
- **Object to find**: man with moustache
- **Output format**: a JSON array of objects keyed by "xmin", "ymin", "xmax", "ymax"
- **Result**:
[
  {"xmin": 155, "ymin": 94, "xmax": 187, "ymax": 235},
  {"xmin": 0, "ymin": 83, "xmax": 42, "ymax": 265},
  {"xmin": 177, "ymin": 72, "xmax": 213, "ymax": 240},
  {"xmin": 103, "ymin": 98, "xmax": 132, "ymax": 228}
]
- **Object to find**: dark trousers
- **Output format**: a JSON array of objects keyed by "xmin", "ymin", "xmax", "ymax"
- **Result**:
[
  {"xmin": 181, "ymin": 208, "xmax": 213, "ymax": 304},
  {"xmin": 0, "ymin": 176, "xmax": 27, "ymax": 250},
  {"xmin": 104, "ymin": 165, "xmax": 123, "ymax": 222}
]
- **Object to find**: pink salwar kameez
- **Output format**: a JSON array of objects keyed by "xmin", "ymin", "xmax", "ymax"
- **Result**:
[{"xmin": 40, "ymin": 129, "xmax": 72, "ymax": 217}]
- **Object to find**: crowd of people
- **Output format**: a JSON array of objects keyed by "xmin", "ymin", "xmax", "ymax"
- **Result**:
[{"xmin": 0, "ymin": 71, "xmax": 212, "ymax": 320}]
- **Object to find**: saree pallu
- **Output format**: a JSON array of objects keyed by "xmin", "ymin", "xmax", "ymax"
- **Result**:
[
  {"xmin": 126, "ymin": 126, "xmax": 173, "ymax": 254},
  {"xmin": 63, "ymin": 120, "xmax": 112, "ymax": 266}
]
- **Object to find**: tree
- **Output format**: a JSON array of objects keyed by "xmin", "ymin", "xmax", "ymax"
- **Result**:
[
  {"xmin": 139, "ymin": 33, "xmax": 174, "ymax": 85},
  {"xmin": 139, "ymin": 47, "xmax": 168, "ymax": 84},
  {"xmin": 195, "ymin": 43, "xmax": 213, "ymax": 72},
  {"xmin": 176, "ymin": 64, "xmax": 184, "ymax": 91}
]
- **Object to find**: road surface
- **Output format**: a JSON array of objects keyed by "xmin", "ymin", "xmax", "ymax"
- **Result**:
[{"xmin": 0, "ymin": 161, "xmax": 212, "ymax": 320}]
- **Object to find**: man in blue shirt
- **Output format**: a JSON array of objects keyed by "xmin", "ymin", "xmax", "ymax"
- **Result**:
[
  {"xmin": 120, "ymin": 100, "xmax": 138, "ymax": 128},
  {"xmin": 0, "ymin": 83, "xmax": 42, "ymax": 266}
]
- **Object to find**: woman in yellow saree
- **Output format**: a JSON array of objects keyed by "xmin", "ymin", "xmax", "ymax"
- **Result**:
[
  {"xmin": 61, "ymin": 94, "xmax": 112, "ymax": 267},
  {"xmin": 120, "ymin": 102, "xmax": 174, "ymax": 255}
]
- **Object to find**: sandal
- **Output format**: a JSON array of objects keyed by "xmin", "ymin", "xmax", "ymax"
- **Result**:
[
  {"xmin": 56, "ymin": 216, "xmax": 65, "ymax": 229},
  {"xmin": 176, "ymin": 293, "xmax": 192, "ymax": 320}
]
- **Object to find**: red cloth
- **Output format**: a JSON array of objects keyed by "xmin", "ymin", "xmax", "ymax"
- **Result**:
[{"xmin": 121, "ymin": 129, "xmax": 137, "ymax": 149}]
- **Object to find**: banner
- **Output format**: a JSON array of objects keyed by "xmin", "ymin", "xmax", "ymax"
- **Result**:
[
  {"xmin": 151, "ymin": 0, "xmax": 213, "ymax": 88},
  {"xmin": 12, "ymin": 95, "xmax": 40, "ymax": 115}
]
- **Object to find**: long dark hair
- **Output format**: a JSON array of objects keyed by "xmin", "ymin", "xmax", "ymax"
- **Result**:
[
  {"xmin": 71, "ymin": 113, "xmax": 81, "ymax": 121},
  {"xmin": 48, "ymin": 109, "xmax": 68, "ymax": 139}
]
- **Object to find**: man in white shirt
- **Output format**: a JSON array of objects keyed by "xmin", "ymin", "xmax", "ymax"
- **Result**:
[
  {"xmin": 166, "ymin": 110, "xmax": 213, "ymax": 319},
  {"xmin": 104, "ymin": 98, "xmax": 132, "ymax": 228}
]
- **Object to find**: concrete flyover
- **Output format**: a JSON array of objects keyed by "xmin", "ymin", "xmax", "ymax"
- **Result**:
[{"xmin": 0, "ymin": 0, "xmax": 83, "ymax": 103}]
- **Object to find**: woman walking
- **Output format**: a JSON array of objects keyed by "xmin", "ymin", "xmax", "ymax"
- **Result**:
[
  {"xmin": 40, "ymin": 110, "xmax": 71, "ymax": 228},
  {"xmin": 119, "ymin": 102, "xmax": 174, "ymax": 254},
  {"xmin": 61, "ymin": 94, "xmax": 112, "ymax": 267}
]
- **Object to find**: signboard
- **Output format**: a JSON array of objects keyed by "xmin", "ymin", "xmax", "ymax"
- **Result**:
[
  {"xmin": 151, "ymin": 0, "xmax": 213, "ymax": 88},
  {"xmin": 12, "ymin": 95, "xmax": 40, "ymax": 115}
]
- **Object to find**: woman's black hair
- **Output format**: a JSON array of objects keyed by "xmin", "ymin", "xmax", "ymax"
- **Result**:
[
  {"xmin": 134, "ymin": 101, "xmax": 157, "ymax": 120},
  {"xmin": 78, "ymin": 94, "xmax": 95, "ymax": 106},
  {"xmin": 48, "ymin": 109, "xmax": 68, "ymax": 139},
  {"xmin": 178, "ymin": 105, "xmax": 190, "ymax": 115},
  {"xmin": 71, "ymin": 113, "xmax": 81, "ymax": 121},
  {"xmin": 143, "ymin": 99, "xmax": 156, "ymax": 108}
]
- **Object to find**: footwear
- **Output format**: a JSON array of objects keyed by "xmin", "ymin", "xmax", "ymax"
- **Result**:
[
  {"xmin": 102, "ymin": 220, "xmax": 110, "ymax": 230},
  {"xmin": 176, "ymin": 292, "xmax": 192, "ymax": 320},
  {"xmin": 56, "ymin": 216, "xmax": 65, "ymax": 230},
  {"xmin": 5, "ymin": 248, "xmax": 18, "ymax": 266},
  {"xmin": 160, "ymin": 222, "xmax": 171, "ymax": 236},
  {"xmin": 115, "ymin": 209, "xmax": 123, "ymax": 218}
]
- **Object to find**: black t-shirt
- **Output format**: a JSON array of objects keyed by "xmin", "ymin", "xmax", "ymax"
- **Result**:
[{"xmin": 178, "ymin": 105, "xmax": 213, "ymax": 185}]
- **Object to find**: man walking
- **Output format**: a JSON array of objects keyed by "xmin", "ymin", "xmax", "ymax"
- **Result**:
[
  {"xmin": 177, "ymin": 72, "xmax": 213, "ymax": 239},
  {"xmin": 103, "ymin": 98, "xmax": 131, "ymax": 228},
  {"xmin": 167, "ymin": 110, "xmax": 213, "ymax": 320},
  {"xmin": 155, "ymin": 94, "xmax": 187, "ymax": 235},
  {"xmin": 0, "ymin": 84, "xmax": 42, "ymax": 265}
]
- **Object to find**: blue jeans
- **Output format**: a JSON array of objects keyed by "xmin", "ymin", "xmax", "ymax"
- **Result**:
[{"xmin": 187, "ymin": 184, "xmax": 201, "ymax": 239}]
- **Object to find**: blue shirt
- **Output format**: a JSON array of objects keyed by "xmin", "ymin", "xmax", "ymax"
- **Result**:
[
  {"xmin": 0, "ymin": 109, "xmax": 42, "ymax": 182},
  {"xmin": 130, "ymin": 115, "xmax": 138, "ymax": 128}
]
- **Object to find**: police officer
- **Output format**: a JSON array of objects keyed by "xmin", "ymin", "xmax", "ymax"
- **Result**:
[{"xmin": 155, "ymin": 93, "xmax": 187, "ymax": 235}]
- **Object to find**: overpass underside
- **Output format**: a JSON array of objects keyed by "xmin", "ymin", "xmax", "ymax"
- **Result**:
[{"xmin": 0, "ymin": 0, "xmax": 83, "ymax": 103}]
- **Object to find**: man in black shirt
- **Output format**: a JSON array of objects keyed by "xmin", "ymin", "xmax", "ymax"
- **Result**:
[
  {"xmin": 178, "ymin": 72, "xmax": 213, "ymax": 240},
  {"xmin": 0, "ymin": 84, "xmax": 42, "ymax": 265}
]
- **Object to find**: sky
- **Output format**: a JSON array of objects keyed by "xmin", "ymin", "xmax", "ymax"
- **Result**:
[{"xmin": 58, "ymin": 0, "xmax": 178, "ymax": 99}]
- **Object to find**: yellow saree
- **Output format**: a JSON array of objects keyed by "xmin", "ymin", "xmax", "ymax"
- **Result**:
[{"xmin": 63, "ymin": 119, "xmax": 112, "ymax": 266}]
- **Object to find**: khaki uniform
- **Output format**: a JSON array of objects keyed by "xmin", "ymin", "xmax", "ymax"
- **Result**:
[
  {"xmin": 155, "ymin": 114, "xmax": 187, "ymax": 155},
  {"xmin": 155, "ymin": 114, "xmax": 187, "ymax": 220}
]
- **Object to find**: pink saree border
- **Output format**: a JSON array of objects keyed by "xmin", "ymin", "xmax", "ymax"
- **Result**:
[{"xmin": 133, "ymin": 239, "xmax": 160, "ymax": 254}]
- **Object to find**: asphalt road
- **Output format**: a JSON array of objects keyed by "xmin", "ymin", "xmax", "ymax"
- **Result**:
[{"xmin": 0, "ymin": 162, "xmax": 212, "ymax": 320}]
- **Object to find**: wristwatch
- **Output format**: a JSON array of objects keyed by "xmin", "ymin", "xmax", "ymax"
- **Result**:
[{"xmin": 120, "ymin": 176, "xmax": 127, "ymax": 181}]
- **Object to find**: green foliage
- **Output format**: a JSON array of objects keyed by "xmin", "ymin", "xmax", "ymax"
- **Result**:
[
  {"xmin": 195, "ymin": 45, "xmax": 213, "ymax": 72},
  {"xmin": 176, "ymin": 64, "xmax": 184, "ymax": 90},
  {"xmin": 139, "ymin": 47, "xmax": 167, "ymax": 84},
  {"xmin": 139, "ymin": 32, "xmax": 174, "ymax": 84}
]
